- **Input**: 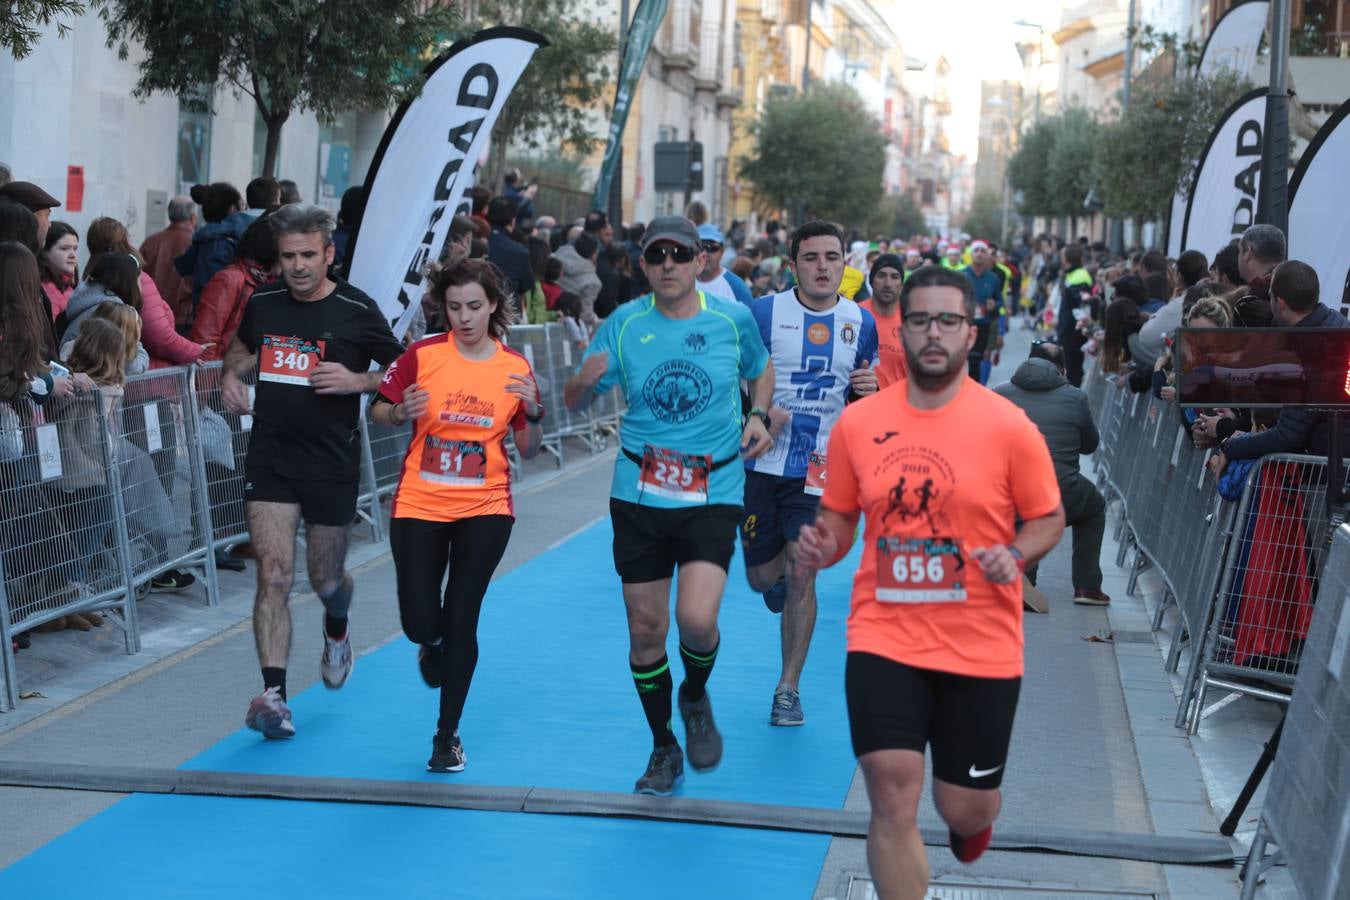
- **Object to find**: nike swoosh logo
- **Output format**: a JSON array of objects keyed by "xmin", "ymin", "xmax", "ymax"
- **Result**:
[
  {"xmin": 641, "ymin": 334, "xmax": 656, "ymax": 344},
  {"xmin": 968, "ymin": 763, "xmax": 1003, "ymax": 779},
  {"xmin": 873, "ymin": 431, "xmax": 899, "ymax": 444}
]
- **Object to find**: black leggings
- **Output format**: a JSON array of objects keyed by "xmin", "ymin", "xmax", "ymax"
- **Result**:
[{"xmin": 389, "ymin": 515, "xmax": 514, "ymax": 735}]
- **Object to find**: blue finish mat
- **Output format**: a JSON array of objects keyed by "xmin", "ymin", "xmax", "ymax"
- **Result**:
[
  {"xmin": 0, "ymin": 520, "xmax": 862, "ymax": 897},
  {"xmin": 0, "ymin": 794, "xmax": 832, "ymax": 899},
  {"xmin": 186, "ymin": 520, "xmax": 860, "ymax": 808}
]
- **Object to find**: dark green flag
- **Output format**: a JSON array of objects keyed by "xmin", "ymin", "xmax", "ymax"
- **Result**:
[{"xmin": 591, "ymin": 0, "xmax": 668, "ymax": 212}]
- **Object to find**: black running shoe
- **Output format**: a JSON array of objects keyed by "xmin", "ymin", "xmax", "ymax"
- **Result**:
[
  {"xmin": 634, "ymin": 744, "xmax": 684, "ymax": 796},
  {"xmin": 678, "ymin": 686, "xmax": 723, "ymax": 772},
  {"xmin": 417, "ymin": 644, "xmax": 441, "ymax": 688},
  {"xmin": 427, "ymin": 731, "xmax": 465, "ymax": 773},
  {"xmin": 150, "ymin": 569, "xmax": 196, "ymax": 593}
]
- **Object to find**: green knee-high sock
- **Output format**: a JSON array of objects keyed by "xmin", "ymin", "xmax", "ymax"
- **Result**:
[{"xmin": 631, "ymin": 655, "xmax": 678, "ymax": 748}]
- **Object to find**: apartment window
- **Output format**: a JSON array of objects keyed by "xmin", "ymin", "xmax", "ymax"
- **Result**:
[
  {"xmin": 316, "ymin": 116, "xmax": 357, "ymax": 214},
  {"xmin": 176, "ymin": 103, "xmax": 211, "ymax": 195}
]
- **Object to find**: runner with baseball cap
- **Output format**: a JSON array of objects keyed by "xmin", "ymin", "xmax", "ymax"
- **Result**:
[{"xmin": 564, "ymin": 215, "xmax": 774, "ymax": 795}]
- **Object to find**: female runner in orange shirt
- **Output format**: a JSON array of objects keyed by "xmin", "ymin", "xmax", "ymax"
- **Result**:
[{"xmin": 371, "ymin": 258, "xmax": 544, "ymax": 773}]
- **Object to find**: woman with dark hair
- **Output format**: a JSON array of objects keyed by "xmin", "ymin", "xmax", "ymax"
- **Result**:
[
  {"xmin": 0, "ymin": 242, "xmax": 64, "ymax": 405},
  {"xmin": 59, "ymin": 252, "xmax": 143, "ymax": 346},
  {"xmin": 1101, "ymin": 291, "xmax": 1146, "ymax": 375},
  {"xmin": 39, "ymin": 221, "xmax": 79, "ymax": 319},
  {"xmin": 191, "ymin": 217, "xmax": 279, "ymax": 361},
  {"xmin": 176, "ymin": 181, "xmax": 252, "ymax": 308},
  {"xmin": 0, "ymin": 242, "xmax": 89, "ymax": 639},
  {"xmin": 87, "ymin": 217, "xmax": 206, "ymax": 367},
  {"xmin": 370, "ymin": 257, "xmax": 544, "ymax": 774},
  {"xmin": 604, "ymin": 242, "xmax": 636, "ymax": 305},
  {"xmin": 0, "ymin": 201, "xmax": 59, "ymax": 358}
]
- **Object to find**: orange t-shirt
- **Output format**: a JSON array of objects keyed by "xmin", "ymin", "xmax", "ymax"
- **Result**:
[
  {"xmin": 821, "ymin": 379, "xmax": 1060, "ymax": 678},
  {"xmin": 378, "ymin": 334, "xmax": 537, "ymax": 522},
  {"xmin": 858, "ymin": 299, "xmax": 906, "ymax": 388}
]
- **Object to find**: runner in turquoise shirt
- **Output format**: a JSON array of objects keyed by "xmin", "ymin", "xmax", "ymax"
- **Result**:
[
  {"xmin": 565, "ymin": 215, "xmax": 775, "ymax": 798},
  {"xmin": 583, "ymin": 286, "xmax": 770, "ymax": 508}
]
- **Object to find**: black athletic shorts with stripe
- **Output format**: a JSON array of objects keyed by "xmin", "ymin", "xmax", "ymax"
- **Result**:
[{"xmin": 845, "ymin": 651, "xmax": 1021, "ymax": 789}]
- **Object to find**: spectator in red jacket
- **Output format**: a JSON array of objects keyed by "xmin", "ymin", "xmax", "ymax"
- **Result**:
[
  {"xmin": 191, "ymin": 217, "xmax": 278, "ymax": 362},
  {"xmin": 87, "ymin": 217, "xmax": 208, "ymax": 367}
]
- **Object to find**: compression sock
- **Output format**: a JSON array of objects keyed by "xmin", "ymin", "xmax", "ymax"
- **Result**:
[
  {"xmin": 631, "ymin": 655, "xmax": 678, "ymax": 748},
  {"xmin": 678, "ymin": 640, "xmax": 719, "ymax": 703},
  {"xmin": 949, "ymin": 825, "xmax": 993, "ymax": 863},
  {"xmin": 320, "ymin": 574, "xmax": 353, "ymax": 638},
  {"xmin": 323, "ymin": 613, "xmax": 347, "ymax": 639},
  {"xmin": 262, "ymin": 667, "xmax": 287, "ymax": 701}
]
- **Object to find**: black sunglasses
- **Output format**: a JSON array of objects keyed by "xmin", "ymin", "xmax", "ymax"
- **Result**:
[{"xmin": 643, "ymin": 244, "xmax": 698, "ymax": 266}]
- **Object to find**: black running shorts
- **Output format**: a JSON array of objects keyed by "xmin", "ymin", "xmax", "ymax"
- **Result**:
[
  {"xmin": 244, "ymin": 461, "xmax": 358, "ymax": 528},
  {"xmin": 610, "ymin": 498, "xmax": 742, "ymax": 583},
  {"xmin": 845, "ymin": 651, "xmax": 1021, "ymax": 789},
  {"xmin": 739, "ymin": 469, "xmax": 821, "ymax": 567}
]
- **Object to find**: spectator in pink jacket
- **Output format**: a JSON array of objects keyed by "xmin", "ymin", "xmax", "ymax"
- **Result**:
[
  {"xmin": 39, "ymin": 221, "xmax": 79, "ymax": 319},
  {"xmin": 86, "ymin": 217, "xmax": 208, "ymax": 367}
]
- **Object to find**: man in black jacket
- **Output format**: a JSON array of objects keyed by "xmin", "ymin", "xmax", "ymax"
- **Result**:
[
  {"xmin": 486, "ymin": 196, "xmax": 534, "ymax": 304},
  {"xmin": 1056, "ymin": 242, "xmax": 1093, "ymax": 387},
  {"xmin": 995, "ymin": 341, "xmax": 1110, "ymax": 605},
  {"xmin": 1212, "ymin": 261, "xmax": 1350, "ymax": 474}
]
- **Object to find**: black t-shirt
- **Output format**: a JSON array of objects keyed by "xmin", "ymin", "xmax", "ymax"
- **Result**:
[{"xmin": 237, "ymin": 279, "xmax": 403, "ymax": 481}]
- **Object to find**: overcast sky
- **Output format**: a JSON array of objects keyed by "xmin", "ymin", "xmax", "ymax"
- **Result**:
[{"xmin": 894, "ymin": 0, "xmax": 1069, "ymax": 158}]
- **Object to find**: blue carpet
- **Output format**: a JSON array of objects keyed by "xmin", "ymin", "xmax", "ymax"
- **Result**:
[
  {"xmin": 185, "ymin": 520, "xmax": 861, "ymax": 808},
  {"xmin": 0, "ymin": 520, "xmax": 863, "ymax": 897},
  {"xmin": 0, "ymin": 794, "xmax": 832, "ymax": 899}
]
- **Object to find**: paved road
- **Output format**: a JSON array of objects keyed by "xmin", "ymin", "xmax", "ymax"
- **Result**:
[{"xmin": 0, "ymin": 315, "xmax": 1293, "ymax": 898}]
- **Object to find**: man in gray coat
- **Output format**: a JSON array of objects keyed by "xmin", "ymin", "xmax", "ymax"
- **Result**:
[{"xmin": 995, "ymin": 341, "xmax": 1110, "ymax": 605}]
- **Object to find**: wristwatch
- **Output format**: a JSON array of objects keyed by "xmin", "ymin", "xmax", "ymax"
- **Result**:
[
  {"xmin": 525, "ymin": 406, "xmax": 545, "ymax": 424},
  {"xmin": 1007, "ymin": 546, "xmax": 1027, "ymax": 571},
  {"xmin": 748, "ymin": 407, "xmax": 771, "ymax": 429}
]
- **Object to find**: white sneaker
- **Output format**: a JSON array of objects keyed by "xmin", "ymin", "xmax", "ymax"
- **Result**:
[
  {"xmin": 321, "ymin": 627, "xmax": 354, "ymax": 689},
  {"xmin": 245, "ymin": 686, "xmax": 295, "ymax": 739}
]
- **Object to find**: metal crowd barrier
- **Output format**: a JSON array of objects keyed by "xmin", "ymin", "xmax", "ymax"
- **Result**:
[
  {"xmin": 192, "ymin": 363, "xmax": 252, "ymax": 551},
  {"xmin": 121, "ymin": 368, "xmax": 219, "ymax": 601},
  {"xmin": 1081, "ymin": 360, "xmax": 1346, "ymax": 734},
  {"xmin": 1241, "ymin": 523, "xmax": 1350, "ymax": 900},
  {"xmin": 3, "ymin": 328, "xmax": 627, "ymax": 711}
]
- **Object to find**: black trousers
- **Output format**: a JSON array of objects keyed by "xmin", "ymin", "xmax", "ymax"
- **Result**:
[{"xmin": 389, "ymin": 515, "xmax": 514, "ymax": 735}]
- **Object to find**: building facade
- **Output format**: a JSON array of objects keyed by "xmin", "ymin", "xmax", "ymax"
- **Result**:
[{"xmin": 0, "ymin": 14, "xmax": 385, "ymax": 249}]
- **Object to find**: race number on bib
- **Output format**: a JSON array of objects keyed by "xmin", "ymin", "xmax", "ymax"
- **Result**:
[
  {"xmin": 875, "ymin": 536, "xmax": 967, "ymax": 603},
  {"xmin": 259, "ymin": 335, "xmax": 325, "ymax": 385},
  {"xmin": 638, "ymin": 445, "xmax": 711, "ymax": 503},
  {"xmin": 419, "ymin": 436, "xmax": 487, "ymax": 486},
  {"xmin": 804, "ymin": 451, "xmax": 827, "ymax": 496}
]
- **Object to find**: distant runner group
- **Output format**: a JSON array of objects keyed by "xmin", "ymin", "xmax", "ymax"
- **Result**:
[{"xmin": 223, "ymin": 207, "xmax": 1066, "ymax": 896}]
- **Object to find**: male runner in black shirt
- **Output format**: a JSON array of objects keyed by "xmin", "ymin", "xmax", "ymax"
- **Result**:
[{"xmin": 222, "ymin": 203, "xmax": 403, "ymax": 738}]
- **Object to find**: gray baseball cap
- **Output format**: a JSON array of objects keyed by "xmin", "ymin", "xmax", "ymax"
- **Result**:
[{"xmin": 642, "ymin": 216, "xmax": 700, "ymax": 251}]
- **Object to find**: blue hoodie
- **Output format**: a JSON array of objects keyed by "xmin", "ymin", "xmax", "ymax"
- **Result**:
[{"xmin": 175, "ymin": 211, "xmax": 253, "ymax": 301}]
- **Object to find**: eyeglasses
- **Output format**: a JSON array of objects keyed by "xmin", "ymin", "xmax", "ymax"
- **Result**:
[
  {"xmin": 902, "ymin": 312, "xmax": 968, "ymax": 333},
  {"xmin": 643, "ymin": 244, "xmax": 698, "ymax": 266},
  {"xmin": 700, "ymin": 241, "xmax": 723, "ymax": 253}
]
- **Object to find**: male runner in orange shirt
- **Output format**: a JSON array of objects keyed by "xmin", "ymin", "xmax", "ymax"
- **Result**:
[
  {"xmin": 859, "ymin": 253, "xmax": 906, "ymax": 387},
  {"xmin": 796, "ymin": 265, "xmax": 1065, "ymax": 899}
]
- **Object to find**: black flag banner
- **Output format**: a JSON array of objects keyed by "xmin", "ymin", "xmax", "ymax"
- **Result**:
[{"xmin": 347, "ymin": 27, "xmax": 548, "ymax": 338}]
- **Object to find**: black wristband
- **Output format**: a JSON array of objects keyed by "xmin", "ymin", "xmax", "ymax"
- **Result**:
[{"xmin": 525, "ymin": 408, "xmax": 545, "ymax": 424}]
